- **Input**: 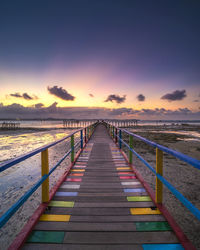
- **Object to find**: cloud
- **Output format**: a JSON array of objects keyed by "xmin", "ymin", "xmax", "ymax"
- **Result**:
[
  {"xmin": 161, "ymin": 90, "xmax": 187, "ymax": 101},
  {"xmin": 10, "ymin": 93, "xmax": 22, "ymax": 98},
  {"xmin": 89, "ymin": 93, "xmax": 94, "ymax": 97},
  {"xmin": 104, "ymin": 94, "xmax": 126, "ymax": 104},
  {"xmin": 35, "ymin": 103, "xmax": 44, "ymax": 108},
  {"xmin": 10, "ymin": 92, "xmax": 38, "ymax": 100},
  {"xmin": 48, "ymin": 86, "xmax": 75, "ymax": 101},
  {"xmin": 0, "ymin": 103, "xmax": 199, "ymax": 120},
  {"xmin": 23, "ymin": 93, "xmax": 33, "ymax": 100},
  {"xmin": 137, "ymin": 94, "xmax": 145, "ymax": 101}
]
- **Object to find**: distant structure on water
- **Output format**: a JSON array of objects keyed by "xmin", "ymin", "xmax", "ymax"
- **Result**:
[
  {"xmin": 0, "ymin": 122, "xmax": 20, "ymax": 130},
  {"xmin": 63, "ymin": 119, "xmax": 139, "ymax": 128}
]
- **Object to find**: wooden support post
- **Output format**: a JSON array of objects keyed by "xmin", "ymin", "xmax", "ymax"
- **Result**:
[
  {"xmin": 115, "ymin": 128, "xmax": 118, "ymax": 143},
  {"xmin": 119, "ymin": 129, "xmax": 122, "ymax": 149},
  {"xmin": 156, "ymin": 148, "xmax": 163, "ymax": 204},
  {"xmin": 71, "ymin": 134, "xmax": 74, "ymax": 163},
  {"xmin": 129, "ymin": 135, "xmax": 133, "ymax": 164},
  {"xmin": 80, "ymin": 130, "xmax": 83, "ymax": 148},
  {"xmin": 84, "ymin": 128, "xmax": 87, "ymax": 143},
  {"xmin": 41, "ymin": 149, "xmax": 49, "ymax": 203},
  {"xmin": 112, "ymin": 127, "xmax": 114, "ymax": 139}
]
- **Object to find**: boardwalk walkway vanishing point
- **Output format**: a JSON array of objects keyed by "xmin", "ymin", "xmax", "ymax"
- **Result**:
[{"xmin": 4, "ymin": 123, "xmax": 199, "ymax": 249}]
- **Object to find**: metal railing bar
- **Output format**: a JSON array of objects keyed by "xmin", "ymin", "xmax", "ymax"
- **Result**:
[
  {"xmin": 118, "ymin": 128, "xmax": 200, "ymax": 170},
  {"xmin": 0, "ymin": 148, "xmax": 72, "ymax": 228},
  {"xmin": 0, "ymin": 128, "xmax": 84, "ymax": 173},
  {"xmin": 114, "ymin": 132, "xmax": 200, "ymax": 220}
]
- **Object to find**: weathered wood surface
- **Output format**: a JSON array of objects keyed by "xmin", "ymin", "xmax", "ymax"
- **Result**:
[{"xmin": 23, "ymin": 124, "xmax": 182, "ymax": 249}]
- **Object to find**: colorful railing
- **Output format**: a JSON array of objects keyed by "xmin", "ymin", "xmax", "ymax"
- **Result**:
[
  {"xmin": 0, "ymin": 122, "xmax": 97, "ymax": 228},
  {"xmin": 105, "ymin": 122, "xmax": 200, "ymax": 220}
]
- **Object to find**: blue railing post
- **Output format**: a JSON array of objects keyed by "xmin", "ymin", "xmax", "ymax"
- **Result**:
[
  {"xmin": 119, "ymin": 129, "xmax": 122, "ymax": 149},
  {"xmin": 80, "ymin": 130, "xmax": 83, "ymax": 149},
  {"xmin": 71, "ymin": 134, "xmax": 74, "ymax": 163}
]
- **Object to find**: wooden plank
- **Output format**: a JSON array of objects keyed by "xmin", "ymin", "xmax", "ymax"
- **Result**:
[
  {"xmin": 44, "ymin": 207, "xmax": 131, "ymax": 215},
  {"xmin": 63, "ymin": 232, "xmax": 179, "ymax": 244},
  {"xmin": 70, "ymin": 215, "xmax": 166, "ymax": 222},
  {"xmin": 74, "ymin": 202, "xmax": 154, "ymax": 208},
  {"xmin": 34, "ymin": 222, "xmax": 137, "ymax": 231},
  {"xmin": 23, "ymin": 243, "xmax": 143, "ymax": 250}
]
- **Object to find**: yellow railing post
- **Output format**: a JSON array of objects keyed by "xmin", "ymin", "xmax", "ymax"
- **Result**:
[
  {"xmin": 41, "ymin": 149, "xmax": 49, "ymax": 203},
  {"xmin": 129, "ymin": 135, "xmax": 133, "ymax": 164},
  {"xmin": 156, "ymin": 148, "xmax": 163, "ymax": 204}
]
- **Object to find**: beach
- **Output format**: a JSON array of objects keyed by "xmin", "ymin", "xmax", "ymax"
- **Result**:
[
  {"xmin": 0, "ymin": 124, "xmax": 200, "ymax": 249},
  {"xmin": 0, "ymin": 127, "xmax": 79, "ymax": 249}
]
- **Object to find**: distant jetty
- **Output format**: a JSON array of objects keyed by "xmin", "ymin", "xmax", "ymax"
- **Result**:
[{"xmin": 0, "ymin": 122, "xmax": 20, "ymax": 130}]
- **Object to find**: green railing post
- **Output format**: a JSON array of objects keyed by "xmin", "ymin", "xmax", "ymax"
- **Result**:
[
  {"xmin": 156, "ymin": 148, "xmax": 163, "ymax": 204},
  {"xmin": 129, "ymin": 135, "xmax": 133, "ymax": 164},
  {"xmin": 41, "ymin": 149, "xmax": 49, "ymax": 203},
  {"xmin": 119, "ymin": 129, "xmax": 122, "ymax": 149},
  {"xmin": 71, "ymin": 134, "xmax": 74, "ymax": 163},
  {"xmin": 80, "ymin": 130, "xmax": 83, "ymax": 149}
]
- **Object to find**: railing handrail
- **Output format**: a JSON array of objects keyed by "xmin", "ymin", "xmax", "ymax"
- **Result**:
[
  {"xmin": 0, "ymin": 128, "xmax": 84, "ymax": 173},
  {"xmin": 0, "ymin": 122, "xmax": 97, "ymax": 228},
  {"xmin": 105, "ymin": 122, "xmax": 200, "ymax": 221},
  {"xmin": 120, "ymin": 127, "xmax": 200, "ymax": 170}
]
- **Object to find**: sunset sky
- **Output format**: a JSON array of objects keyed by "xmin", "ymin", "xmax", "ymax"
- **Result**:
[{"xmin": 0, "ymin": 0, "xmax": 200, "ymax": 119}]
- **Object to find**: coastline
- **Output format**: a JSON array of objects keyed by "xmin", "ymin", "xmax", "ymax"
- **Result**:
[{"xmin": 0, "ymin": 124, "xmax": 200, "ymax": 249}]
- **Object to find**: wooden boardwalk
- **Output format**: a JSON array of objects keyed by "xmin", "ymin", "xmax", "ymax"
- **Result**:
[{"xmin": 22, "ymin": 124, "xmax": 184, "ymax": 250}]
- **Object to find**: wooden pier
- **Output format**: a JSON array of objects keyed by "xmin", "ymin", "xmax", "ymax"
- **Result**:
[
  {"xmin": 63, "ymin": 120, "xmax": 97, "ymax": 128},
  {"xmin": 0, "ymin": 122, "xmax": 20, "ymax": 129},
  {"xmin": 12, "ymin": 123, "xmax": 192, "ymax": 250}
]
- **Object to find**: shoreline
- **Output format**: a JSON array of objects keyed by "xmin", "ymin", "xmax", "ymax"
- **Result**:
[{"xmin": 0, "ymin": 125, "xmax": 200, "ymax": 249}]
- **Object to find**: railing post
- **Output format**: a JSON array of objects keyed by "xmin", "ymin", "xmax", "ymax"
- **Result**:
[
  {"xmin": 41, "ymin": 149, "xmax": 49, "ymax": 203},
  {"xmin": 87, "ymin": 127, "xmax": 89, "ymax": 140},
  {"xmin": 71, "ymin": 134, "xmax": 74, "ymax": 163},
  {"xmin": 119, "ymin": 129, "xmax": 122, "ymax": 149},
  {"xmin": 80, "ymin": 130, "xmax": 83, "ymax": 149},
  {"xmin": 115, "ymin": 128, "xmax": 118, "ymax": 143},
  {"xmin": 129, "ymin": 135, "xmax": 133, "ymax": 164},
  {"xmin": 156, "ymin": 148, "xmax": 163, "ymax": 204},
  {"xmin": 112, "ymin": 126, "xmax": 114, "ymax": 139},
  {"xmin": 84, "ymin": 128, "xmax": 87, "ymax": 143}
]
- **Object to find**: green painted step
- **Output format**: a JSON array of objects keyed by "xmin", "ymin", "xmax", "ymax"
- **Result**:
[
  {"xmin": 49, "ymin": 201, "xmax": 74, "ymax": 207},
  {"xmin": 127, "ymin": 196, "xmax": 152, "ymax": 202},
  {"xmin": 136, "ymin": 222, "xmax": 171, "ymax": 231},
  {"xmin": 27, "ymin": 231, "xmax": 65, "ymax": 243}
]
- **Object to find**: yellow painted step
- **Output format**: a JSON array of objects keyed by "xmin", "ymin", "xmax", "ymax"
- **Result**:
[
  {"xmin": 130, "ymin": 208, "xmax": 161, "ymax": 215},
  {"xmin": 117, "ymin": 167, "xmax": 131, "ymax": 170},
  {"xmin": 39, "ymin": 214, "xmax": 70, "ymax": 222}
]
